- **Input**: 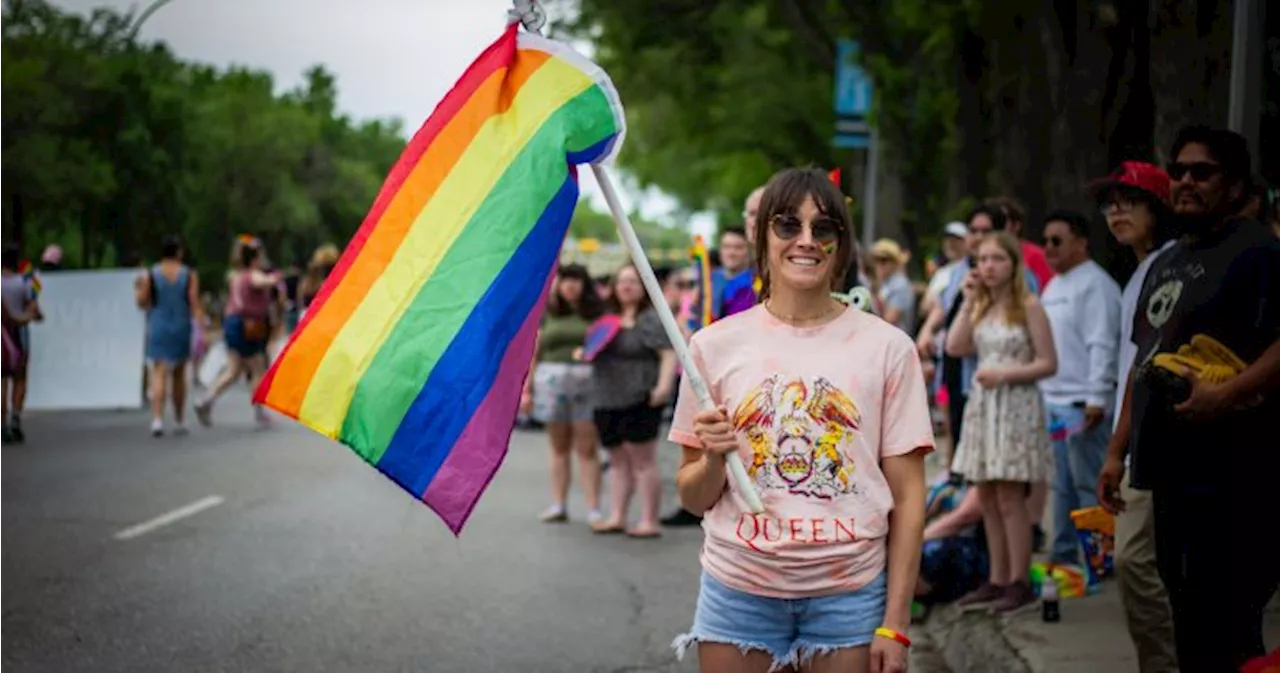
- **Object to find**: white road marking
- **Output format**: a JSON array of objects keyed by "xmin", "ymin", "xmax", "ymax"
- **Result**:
[{"xmin": 113, "ymin": 495, "xmax": 225, "ymax": 541}]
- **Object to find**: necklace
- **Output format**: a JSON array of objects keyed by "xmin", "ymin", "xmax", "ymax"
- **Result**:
[{"xmin": 764, "ymin": 299, "xmax": 841, "ymax": 325}]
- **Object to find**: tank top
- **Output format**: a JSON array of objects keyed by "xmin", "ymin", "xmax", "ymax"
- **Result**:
[{"xmin": 228, "ymin": 271, "xmax": 271, "ymax": 319}]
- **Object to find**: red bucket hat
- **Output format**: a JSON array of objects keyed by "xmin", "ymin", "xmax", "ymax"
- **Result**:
[{"xmin": 1088, "ymin": 161, "xmax": 1170, "ymax": 204}]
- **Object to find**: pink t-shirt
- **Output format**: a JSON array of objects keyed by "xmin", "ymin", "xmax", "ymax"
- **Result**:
[{"xmin": 669, "ymin": 305, "xmax": 934, "ymax": 599}]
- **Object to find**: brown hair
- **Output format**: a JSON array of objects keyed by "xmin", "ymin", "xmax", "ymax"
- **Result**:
[
  {"xmin": 985, "ymin": 195, "xmax": 1026, "ymax": 227},
  {"xmin": 970, "ymin": 232, "xmax": 1029, "ymax": 326},
  {"xmin": 752, "ymin": 167, "xmax": 854, "ymax": 301}
]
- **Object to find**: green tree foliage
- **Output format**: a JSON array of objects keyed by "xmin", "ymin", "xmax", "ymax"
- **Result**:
[{"xmin": 1, "ymin": 0, "xmax": 404, "ymax": 285}]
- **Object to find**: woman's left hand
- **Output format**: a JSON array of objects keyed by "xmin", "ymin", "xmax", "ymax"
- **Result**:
[
  {"xmin": 869, "ymin": 635, "xmax": 908, "ymax": 673},
  {"xmin": 974, "ymin": 368, "xmax": 1005, "ymax": 389}
]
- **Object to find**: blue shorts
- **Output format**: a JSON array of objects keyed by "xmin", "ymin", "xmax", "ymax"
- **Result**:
[{"xmin": 673, "ymin": 570, "xmax": 887, "ymax": 671}]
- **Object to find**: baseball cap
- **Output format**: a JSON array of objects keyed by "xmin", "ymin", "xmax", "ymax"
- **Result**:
[
  {"xmin": 1087, "ymin": 161, "xmax": 1171, "ymax": 204},
  {"xmin": 942, "ymin": 221, "xmax": 968, "ymax": 239}
]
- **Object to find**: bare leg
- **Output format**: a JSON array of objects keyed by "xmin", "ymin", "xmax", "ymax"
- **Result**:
[
  {"xmin": 150, "ymin": 361, "xmax": 170, "ymax": 424},
  {"xmin": 805, "ymin": 645, "xmax": 869, "ymax": 673},
  {"xmin": 12, "ymin": 372, "xmax": 27, "ymax": 416},
  {"xmin": 571, "ymin": 420, "xmax": 601, "ymax": 513},
  {"xmin": 696, "ymin": 643, "xmax": 776, "ymax": 673},
  {"xmin": 626, "ymin": 440, "xmax": 662, "ymax": 535},
  {"xmin": 2, "ymin": 377, "xmax": 9, "ymax": 425},
  {"xmin": 170, "ymin": 362, "xmax": 188, "ymax": 426},
  {"xmin": 204, "ymin": 352, "xmax": 245, "ymax": 404},
  {"xmin": 996, "ymin": 481, "xmax": 1033, "ymax": 583},
  {"xmin": 1027, "ymin": 480, "xmax": 1048, "ymax": 529},
  {"xmin": 599, "ymin": 446, "xmax": 633, "ymax": 529},
  {"xmin": 546, "ymin": 421, "xmax": 573, "ymax": 509},
  {"xmin": 979, "ymin": 482, "xmax": 1011, "ymax": 585}
]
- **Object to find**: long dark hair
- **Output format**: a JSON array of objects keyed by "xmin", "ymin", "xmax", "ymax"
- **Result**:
[
  {"xmin": 752, "ymin": 167, "xmax": 855, "ymax": 301},
  {"xmin": 547, "ymin": 263, "xmax": 603, "ymax": 320}
]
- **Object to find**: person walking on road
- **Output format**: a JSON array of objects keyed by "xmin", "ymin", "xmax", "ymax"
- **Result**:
[
  {"xmin": 1, "ymin": 243, "xmax": 41, "ymax": 443},
  {"xmin": 670, "ymin": 168, "xmax": 931, "ymax": 673},
  {"xmin": 194, "ymin": 240, "xmax": 281, "ymax": 429},
  {"xmin": 136, "ymin": 235, "xmax": 204, "ymax": 437}
]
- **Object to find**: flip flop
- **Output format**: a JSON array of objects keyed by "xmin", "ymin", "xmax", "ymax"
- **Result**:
[
  {"xmin": 591, "ymin": 523, "xmax": 626, "ymax": 535},
  {"xmin": 627, "ymin": 529, "xmax": 662, "ymax": 539}
]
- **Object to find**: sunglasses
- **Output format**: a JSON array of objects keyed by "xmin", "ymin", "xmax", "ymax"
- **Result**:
[
  {"xmin": 1168, "ymin": 161, "xmax": 1223, "ymax": 182},
  {"xmin": 768, "ymin": 214, "xmax": 843, "ymax": 244},
  {"xmin": 1045, "ymin": 235, "xmax": 1066, "ymax": 247}
]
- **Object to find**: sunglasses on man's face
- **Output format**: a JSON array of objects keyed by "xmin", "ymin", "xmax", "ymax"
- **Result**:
[
  {"xmin": 1168, "ymin": 161, "xmax": 1223, "ymax": 182},
  {"xmin": 1045, "ymin": 235, "xmax": 1067, "ymax": 247},
  {"xmin": 768, "ymin": 214, "xmax": 843, "ymax": 244}
]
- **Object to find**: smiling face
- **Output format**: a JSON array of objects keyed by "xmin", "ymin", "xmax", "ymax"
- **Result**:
[
  {"xmin": 765, "ymin": 196, "xmax": 842, "ymax": 296},
  {"xmin": 613, "ymin": 265, "xmax": 646, "ymax": 309}
]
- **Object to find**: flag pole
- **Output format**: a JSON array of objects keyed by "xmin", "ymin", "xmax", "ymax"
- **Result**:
[{"xmin": 589, "ymin": 164, "xmax": 765, "ymax": 514}]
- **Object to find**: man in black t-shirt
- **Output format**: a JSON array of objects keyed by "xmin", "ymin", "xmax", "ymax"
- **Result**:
[{"xmin": 1099, "ymin": 127, "xmax": 1280, "ymax": 672}]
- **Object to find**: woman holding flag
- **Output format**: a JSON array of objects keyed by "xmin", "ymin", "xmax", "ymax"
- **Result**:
[{"xmin": 669, "ymin": 168, "xmax": 930, "ymax": 673}]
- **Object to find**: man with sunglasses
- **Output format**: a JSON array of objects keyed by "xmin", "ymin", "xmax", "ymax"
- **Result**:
[{"xmin": 1100, "ymin": 126, "xmax": 1280, "ymax": 671}]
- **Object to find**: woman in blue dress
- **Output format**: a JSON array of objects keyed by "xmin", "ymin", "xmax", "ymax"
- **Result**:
[{"xmin": 136, "ymin": 235, "xmax": 203, "ymax": 437}]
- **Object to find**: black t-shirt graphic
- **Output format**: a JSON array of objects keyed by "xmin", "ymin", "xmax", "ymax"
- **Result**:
[{"xmin": 1128, "ymin": 219, "xmax": 1280, "ymax": 490}]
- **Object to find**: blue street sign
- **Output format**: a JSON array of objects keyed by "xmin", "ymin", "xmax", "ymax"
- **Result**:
[
  {"xmin": 834, "ymin": 39, "xmax": 873, "ymax": 118},
  {"xmin": 833, "ymin": 133, "xmax": 870, "ymax": 149}
]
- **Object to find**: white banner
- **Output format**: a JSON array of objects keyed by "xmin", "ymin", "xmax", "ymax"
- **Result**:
[{"xmin": 26, "ymin": 269, "xmax": 146, "ymax": 411}]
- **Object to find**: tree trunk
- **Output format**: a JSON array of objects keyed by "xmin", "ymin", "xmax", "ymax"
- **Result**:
[{"xmin": 1148, "ymin": 0, "xmax": 1233, "ymax": 164}]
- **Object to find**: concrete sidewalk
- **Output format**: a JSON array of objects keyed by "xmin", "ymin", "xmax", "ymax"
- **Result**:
[{"xmin": 923, "ymin": 571, "xmax": 1280, "ymax": 672}]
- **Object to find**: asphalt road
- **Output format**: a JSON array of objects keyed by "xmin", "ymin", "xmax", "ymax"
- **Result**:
[{"xmin": 3, "ymin": 389, "xmax": 947, "ymax": 673}]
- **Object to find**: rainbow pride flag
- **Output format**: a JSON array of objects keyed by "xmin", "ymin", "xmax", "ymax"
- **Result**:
[{"xmin": 254, "ymin": 24, "xmax": 625, "ymax": 533}]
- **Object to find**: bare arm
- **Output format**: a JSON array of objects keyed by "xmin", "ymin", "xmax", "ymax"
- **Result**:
[
  {"xmin": 134, "ymin": 272, "xmax": 151, "ymax": 309},
  {"xmin": 915, "ymin": 302, "xmax": 943, "ymax": 356},
  {"xmin": 1001, "ymin": 295, "xmax": 1058, "ymax": 385},
  {"xmin": 922, "ymin": 487, "xmax": 982, "ymax": 541},
  {"xmin": 1107, "ymin": 371, "xmax": 1136, "ymax": 462},
  {"xmin": 676, "ymin": 446, "xmax": 728, "ymax": 515},
  {"xmin": 187, "ymin": 270, "xmax": 205, "ymax": 322},
  {"xmin": 248, "ymin": 268, "xmax": 279, "ymax": 289},
  {"xmin": 653, "ymin": 349, "xmax": 677, "ymax": 399},
  {"xmin": 881, "ymin": 449, "xmax": 927, "ymax": 633},
  {"xmin": 944, "ymin": 299, "xmax": 976, "ymax": 357},
  {"xmin": 1219, "ymin": 339, "xmax": 1280, "ymax": 407}
]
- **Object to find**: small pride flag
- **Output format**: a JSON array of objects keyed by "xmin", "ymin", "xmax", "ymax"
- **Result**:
[
  {"xmin": 689, "ymin": 235, "xmax": 713, "ymax": 329},
  {"xmin": 255, "ymin": 23, "xmax": 625, "ymax": 533}
]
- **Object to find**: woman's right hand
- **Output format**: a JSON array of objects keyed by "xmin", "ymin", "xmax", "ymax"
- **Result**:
[
  {"xmin": 960, "ymin": 269, "xmax": 980, "ymax": 300},
  {"xmin": 693, "ymin": 407, "xmax": 738, "ymax": 456}
]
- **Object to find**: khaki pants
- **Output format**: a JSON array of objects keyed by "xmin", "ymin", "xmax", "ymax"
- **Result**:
[{"xmin": 1115, "ymin": 473, "xmax": 1178, "ymax": 673}]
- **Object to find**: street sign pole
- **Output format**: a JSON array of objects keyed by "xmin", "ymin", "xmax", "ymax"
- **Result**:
[{"xmin": 862, "ymin": 128, "xmax": 879, "ymax": 252}]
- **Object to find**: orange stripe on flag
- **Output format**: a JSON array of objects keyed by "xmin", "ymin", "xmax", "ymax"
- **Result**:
[{"xmin": 263, "ymin": 49, "xmax": 553, "ymax": 415}]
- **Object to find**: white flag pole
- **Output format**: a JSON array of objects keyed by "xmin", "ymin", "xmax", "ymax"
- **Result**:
[{"xmin": 589, "ymin": 164, "xmax": 765, "ymax": 514}]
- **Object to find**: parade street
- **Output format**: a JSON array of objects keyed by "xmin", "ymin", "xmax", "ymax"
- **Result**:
[{"xmin": 3, "ymin": 390, "xmax": 712, "ymax": 673}]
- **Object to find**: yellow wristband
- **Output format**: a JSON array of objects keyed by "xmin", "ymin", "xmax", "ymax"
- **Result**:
[{"xmin": 874, "ymin": 627, "xmax": 911, "ymax": 648}]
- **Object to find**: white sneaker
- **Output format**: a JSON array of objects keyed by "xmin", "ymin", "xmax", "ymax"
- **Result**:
[
  {"xmin": 150, "ymin": 418, "xmax": 164, "ymax": 437},
  {"xmin": 587, "ymin": 510, "xmax": 605, "ymax": 525}
]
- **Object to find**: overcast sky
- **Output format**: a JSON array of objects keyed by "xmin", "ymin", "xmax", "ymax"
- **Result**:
[{"xmin": 55, "ymin": 0, "xmax": 716, "ymax": 239}]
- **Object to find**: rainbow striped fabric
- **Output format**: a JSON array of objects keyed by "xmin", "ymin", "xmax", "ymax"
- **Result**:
[{"xmin": 255, "ymin": 24, "xmax": 625, "ymax": 533}]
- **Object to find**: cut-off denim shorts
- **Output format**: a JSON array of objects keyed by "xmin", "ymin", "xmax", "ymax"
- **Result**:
[{"xmin": 672, "ymin": 569, "xmax": 887, "ymax": 672}]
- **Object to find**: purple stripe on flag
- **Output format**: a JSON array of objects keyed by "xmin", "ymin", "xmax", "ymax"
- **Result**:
[{"xmin": 421, "ymin": 269, "xmax": 554, "ymax": 534}]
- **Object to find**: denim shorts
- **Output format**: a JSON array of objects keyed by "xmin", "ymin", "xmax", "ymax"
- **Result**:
[{"xmin": 672, "ymin": 569, "xmax": 887, "ymax": 671}]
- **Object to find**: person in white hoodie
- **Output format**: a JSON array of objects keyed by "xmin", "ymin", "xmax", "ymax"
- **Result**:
[
  {"xmin": 1038, "ymin": 209, "xmax": 1121, "ymax": 566},
  {"xmin": 1089, "ymin": 162, "xmax": 1179, "ymax": 673}
]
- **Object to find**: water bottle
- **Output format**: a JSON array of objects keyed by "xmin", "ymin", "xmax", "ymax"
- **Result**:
[{"xmin": 1041, "ymin": 577, "xmax": 1060, "ymax": 623}]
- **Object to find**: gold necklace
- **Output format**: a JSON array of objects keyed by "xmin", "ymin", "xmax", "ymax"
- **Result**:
[{"xmin": 764, "ymin": 299, "xmax": 841, "ymax": 324}]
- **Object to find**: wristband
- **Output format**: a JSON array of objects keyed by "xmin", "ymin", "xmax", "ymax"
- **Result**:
[{"xmin": 874, "ymin": 627, "xmax": 911, "ymax": 648}]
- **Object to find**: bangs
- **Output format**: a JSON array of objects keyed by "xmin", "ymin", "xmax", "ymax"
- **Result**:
[{"xmin": 757, "ymin": 169, "xmax": 848, "ymax": 225}]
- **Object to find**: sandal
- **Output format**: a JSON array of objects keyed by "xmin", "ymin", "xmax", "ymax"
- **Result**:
[
  {"xmin": 627, "ymin": 529, "xmax": 662, "ymax": 539},
  {"xmin": 591, "ymin": 521, "xmax": 626, "ymax": 534}
]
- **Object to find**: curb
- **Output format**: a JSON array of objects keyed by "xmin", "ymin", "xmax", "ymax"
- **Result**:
[{"xmin": 919, "ymin": 605, "xmax": 1032, "ymax": 673}]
